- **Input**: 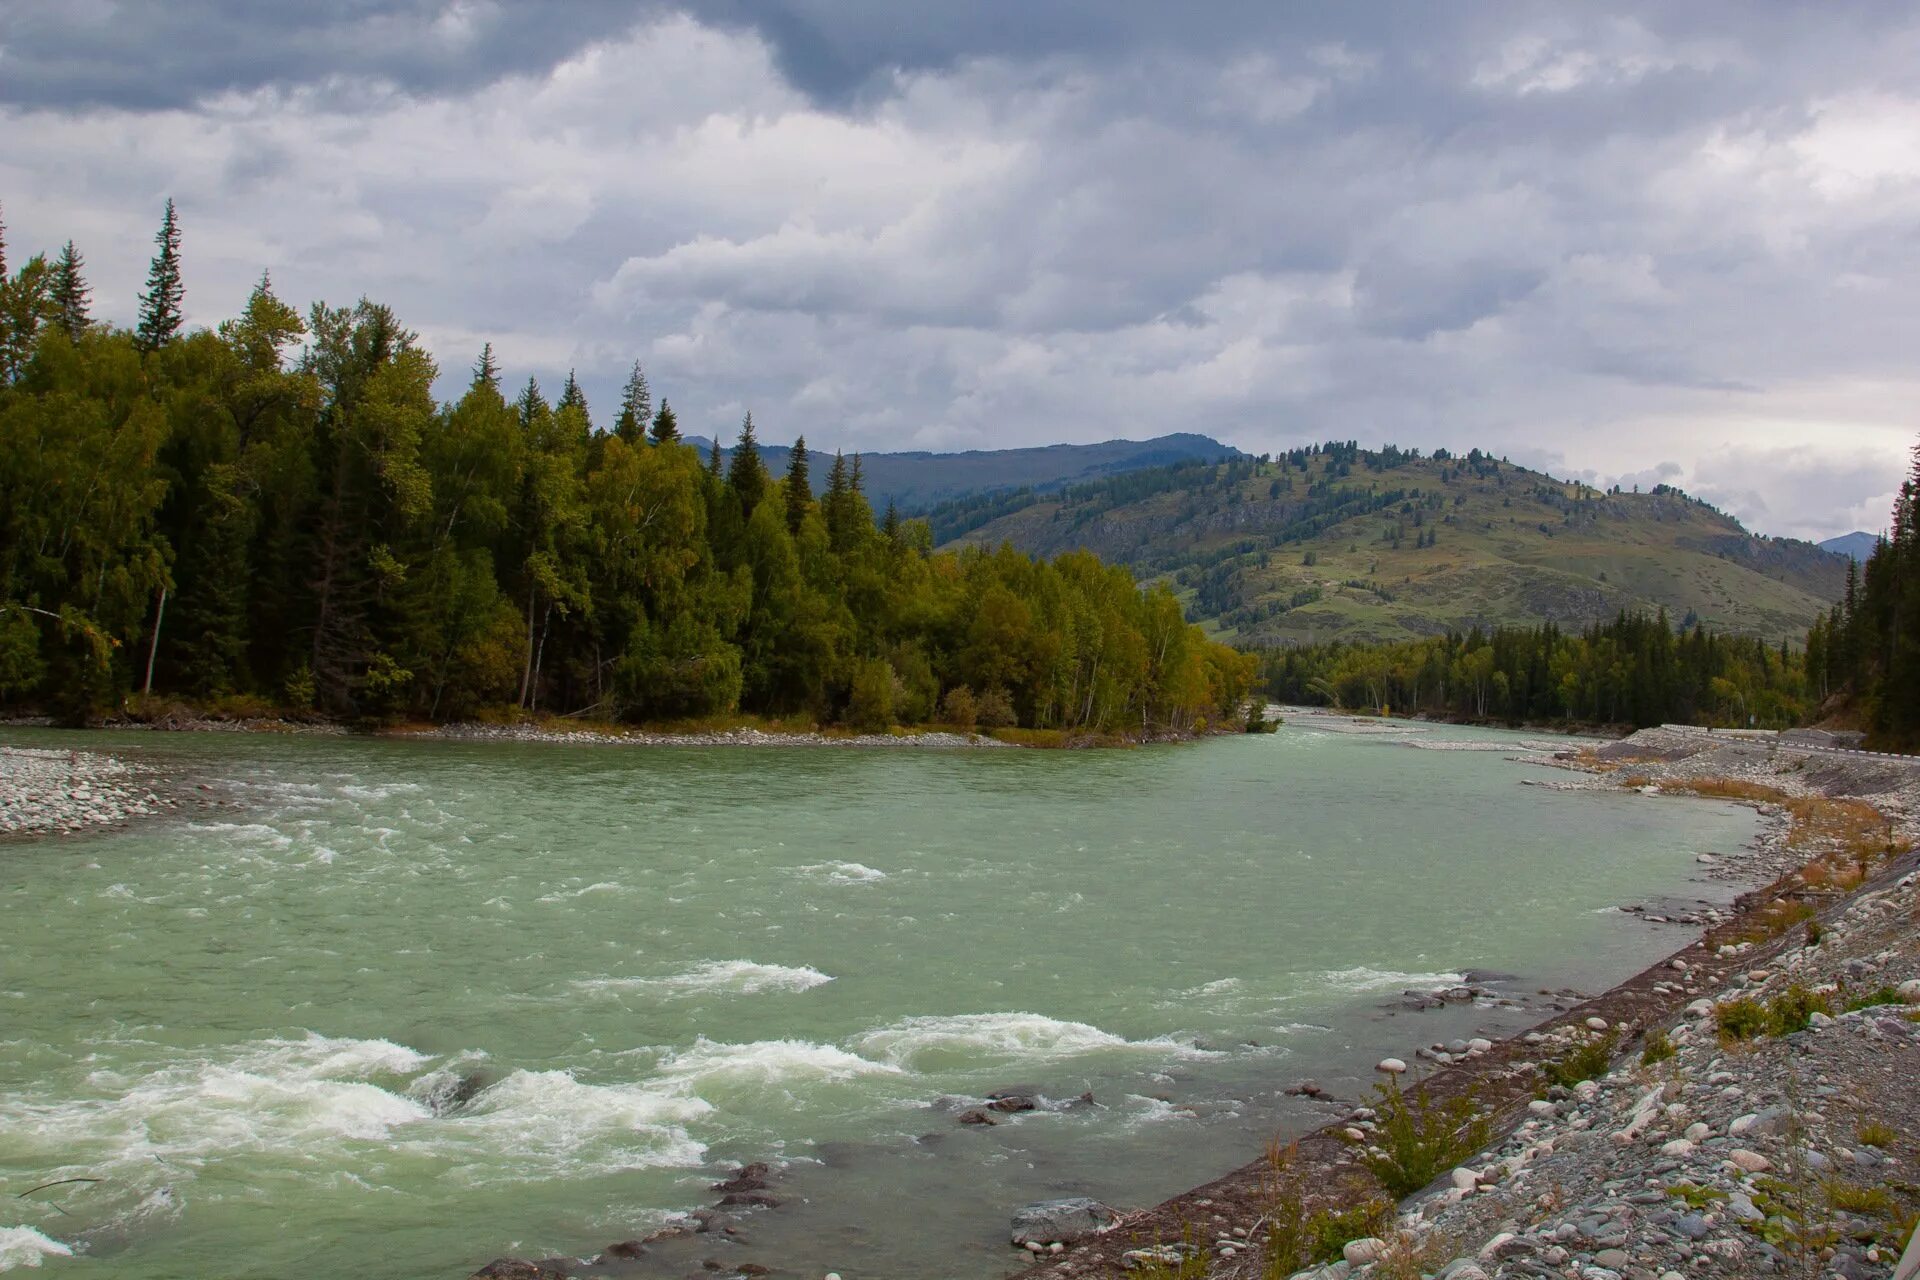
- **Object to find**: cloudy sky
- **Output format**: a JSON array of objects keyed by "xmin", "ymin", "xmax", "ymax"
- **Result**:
[{"xmin": 4, "ymin": 1, "xmax": 1917, "ymax": 540}]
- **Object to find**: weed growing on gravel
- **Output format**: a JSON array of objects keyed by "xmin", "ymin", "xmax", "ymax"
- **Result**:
[
  {"xmin": 1543, "ymin": 1030, "xmax": 1618, "ymax": 1087},
  {"xmin": 1824, "ymin": 1179, "xmax": 1896, "ymax": 1216},
  {"xmin": 1844, "ymin": 986, "xmax": 1905, "ymax": 1012},
  {"xmin": 1669, "ymin": 1182, "xmax": 1728, "ymax": 1209},
  {"xmin": 1348, "ymin": 1075, "xmax": 1490, "ymax": 1197},
  {"xmin": 1257, "ymin": 1142, "xmax": 1391, "ymax": 1276},
  {"xmin": 1858, "ymin": 1121, "xmax": 1896, "ymax": 1148},
  {"xmin": 1640, "ymin": 1028, "xmax": 1676, "ymax": 1065},
  {"xmin": 1716, "ymin": 985, "xmax": 1834, "ymax": 1043}
]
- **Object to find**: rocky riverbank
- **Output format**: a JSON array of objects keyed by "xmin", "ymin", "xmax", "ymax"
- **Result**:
[
  {"xmin": 0, "ymin": 745, "xmax": 182, "ymax": 837},
  {"xmin": 410, "ymin": 722, "xmax": 1013, "ymax": 749},
  {"xmin": 1003, "ymin": 726, "xmax": 1920, "ymax": 1280}
]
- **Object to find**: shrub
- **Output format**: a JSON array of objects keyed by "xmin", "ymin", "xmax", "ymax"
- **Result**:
[
  {"xmin": 1349, "ymin": 1075, "xmax": 1490, "ymax": 1197},
  {"xmin": 845, "ymin": 658, "xmax": 896, "ymax": 732},
  {"xmin": 1544, "ymin": 1030, "xmax": 1617, "ymax": 1087},
  {"xmin": 974, "ymin": 685, "xmax": 1017, "ymax": 729},
  {"xmin": 1715, "ymin": 997, "xmax": 1771, "ymax": 1043},
  {"xmin": 1641, "ymin": 1028, "xmax": 1676, "ymax": 1066},
  {"xmin": 940, "ymin": 684, "xmax": 977, "ymax": 731},
  {"xmin": 1766, "ymin": 985, "xmax": 1832, "ymax": 1034}
]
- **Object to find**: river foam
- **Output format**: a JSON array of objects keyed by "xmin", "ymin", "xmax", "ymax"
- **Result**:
[
  {"xmin": 0, "ymin": 1226, "xmax": 73, "ymax": 1270},
  {"xmin": 852, "ymin": 1012, "xmax": 1211, "ymax": 1070},
  {"xmin": 574, "ymin": 960, "xmax": 835, "ymax": 997}
]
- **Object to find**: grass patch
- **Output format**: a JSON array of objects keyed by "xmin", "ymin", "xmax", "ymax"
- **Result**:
[
  {"xmin": 1716, "ymin": 985, "xmax": 1833, "ymax": 1043},
  {"xmin": 1858, "ymin": 1121, "xmax": 1896, "ymax": 1149},
  {"xmin": 987, "ymin": 726, "xmax": 1070, "ymax": 748},
  {"xmin": 1824, "ymin": 1179, "xmax": 1896, "ymax": 1217},
  {"xmin": 1844, "ymin": 987, "xmax": 1905, "ymax": 1012},
  {"xmin": 1640, "ymin": 1028, "xmax": 1676, "ymax": 1066},
  {"xmin": 1543, "ymin": 1030, "xmax": 1618, "ymax": 1088},
  {"xmin": 1346, "ymin": 1075, "xmax": 1491, "ymax": 1197}
]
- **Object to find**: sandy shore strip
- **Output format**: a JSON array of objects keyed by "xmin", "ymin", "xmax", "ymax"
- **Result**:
[
  {"xmin": 0, "ymin": 745, "xmax": 185, "ymax": 838},
  {"xmin": 997, "ymin": 727, "xmax": 1920, "ymax": 1280}
]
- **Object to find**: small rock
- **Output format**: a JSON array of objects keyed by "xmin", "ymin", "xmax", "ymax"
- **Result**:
[
  {"xmin": 1728, "ymin": 1149, "xmax": 1771, "ymax": 1173},
  {"xmin": 1010, "ymin": 1197, "xmax": 1119, "ymax": 1247},
  {"xmin": 1586, "ymin": 1016, "xmax": 1609, "ymax": 1031},
  {"xmin": 1377, "ymin": 1057, "xmax": 1407, "ymax": 1074}
]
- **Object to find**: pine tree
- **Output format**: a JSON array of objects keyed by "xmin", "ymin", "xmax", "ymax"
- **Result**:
[
  {"xmin": 882, "ymin": 499, "xmax": 900, "ymax": 545},
  {"xmin": 472, "ymin": 343, "xmax": 499, "ymax": 391},
  {"xmin": 49, "ymin": 241, "xmax": 90, "ymax": 341},
  {"xmin": 136, "ymin": 198, "xmax": 185, "ymax": 353},
  {"xmin": 783, "ymin": 434, "xmax": 811, "ymax": 535},
  {"xmin": 614, "ymin": 361, "xmax": 651, "ymax": 443},
  {"xmin": 727, "ymin": 412, "xmax": 768, "ymax": 515},
  {"xmin": 651, "ymin": 398, "xmax": 679, "ymax": 445},
  {"xmin": 823, "ymin": 450, "xmax": 851, "ymax": 551},
  {"xmin": 559, "ymin": 368, "xmax": 590, "ymax": 421},
  {"xmin": 708, "ymin": 433, "xmax": 725, "ymax": 481},
  {"xmin": 516, "ymin": 376, "xmax": 548, "ymax": 429}
]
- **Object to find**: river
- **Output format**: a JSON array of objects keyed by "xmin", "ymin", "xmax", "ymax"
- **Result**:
[{"xmin": 0, "ymin": 721, "xmax": 1758, "ymax": 1278}]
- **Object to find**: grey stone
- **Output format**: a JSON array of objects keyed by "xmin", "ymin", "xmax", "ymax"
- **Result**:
[
  {"xmin": 1010, "ymin": 1197, "xmax": 1119, "ymax": 1246},
  {"xmin": 1672, "ymin": 1214, "xmax": 1711, "ymax": 1241}
]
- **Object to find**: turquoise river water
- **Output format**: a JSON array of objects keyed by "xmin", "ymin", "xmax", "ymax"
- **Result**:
[{"xmin": 0, "ymin": 722, "xmax": 1758, "ymax": 1278}]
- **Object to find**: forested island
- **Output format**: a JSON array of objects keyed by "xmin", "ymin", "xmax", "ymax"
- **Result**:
[{"xmin": 0, "ymin": 205, "xmax": 1255, "ymax": 734}]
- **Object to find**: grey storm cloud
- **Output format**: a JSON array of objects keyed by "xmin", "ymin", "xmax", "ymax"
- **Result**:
[{"xmin": 3, "ymin": 1, "xmax": 1918, "ymax": 540}]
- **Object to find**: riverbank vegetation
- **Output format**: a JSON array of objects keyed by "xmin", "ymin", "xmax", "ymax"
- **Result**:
[
  {"xmin": 1258, "ymin": 611, "xmax": 1816, "ymax": 729},
  {"xmin": 0, "ymin": 204, "xmax": 1255, "ymax": 732}
]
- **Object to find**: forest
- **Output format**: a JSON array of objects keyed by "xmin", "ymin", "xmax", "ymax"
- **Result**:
[
  {"xmin": 0, "ymin": 203, "xmax": 1257, "ymax": 734},
  {"xmin": 1261, "ymin": 438, "xmax": 1919, "ymax": 748}
]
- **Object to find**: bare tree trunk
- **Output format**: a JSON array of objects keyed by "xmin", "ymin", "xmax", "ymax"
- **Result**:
[
  {"xmin": 530, "ymin": 604, "xmax": 553, "ymax": 712},
  {"xmin": 143, "ymin": 586, "xmax": 167, "ymax": 695},
  {"xmin": 518, "ymin": 588, "xmax": 537, "ymax": 708}
]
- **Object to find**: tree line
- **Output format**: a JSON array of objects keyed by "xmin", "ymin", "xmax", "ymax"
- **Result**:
[
  {"xmin": 1806, "ymin": 441, "xmax": 1920, "ymax": 749},
  {"xmin": 1259, "ymin": 611, "xmax": 1816, "ymax": 729},
  {"xmin": 0, "ymin": 202, "xmax": 1257, "ymax": 734}
]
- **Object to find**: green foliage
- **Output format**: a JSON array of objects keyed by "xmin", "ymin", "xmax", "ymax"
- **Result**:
[
  {"xmin": 1263, "ymin": 611, "xmax": 1817, "ymax": 729},
  {"xmin": 1640, "ymin": 1028, "xmax": 1676, "ymax": 1066},
  {"xmin": 1843, "ymin": 986, "xmax": 1904, "ymax": 1012},
  {"xmin": 0, "ymin": 209, "xmax": 1262, "ymax": 733},
  {"xmin": 1543, "ymin": 1030, "xmax": 1617, "ymax": 1088},
  {"xmin": 1262, "ymin": 1190, "xmax": 1392, "ymax": 1276},
  {"xmin": 1858, "ymin": 1121, "xmax": 1896, "ymax": 1148},
  {"xmin": 1348, "ymin": 1074, "xmax": 1491, "ymax": 1197},
  {"xmin": 1716, "ymin": 985, "xmax": 1834, "ymax": 1043}
]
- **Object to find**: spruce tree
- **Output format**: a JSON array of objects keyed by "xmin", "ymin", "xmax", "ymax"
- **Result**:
[
  {"xmin": 783, "ymin": 434, "xmax": 811, "ymax": 534},
  {"xmin": 614, "ymin": 361, "xmax": 651, "ymax": 443},
  {"xmin": 559, "ymin": 368, "xmax": 589, "ymax": 419},
  {"xmin": 824, "ymin": 450, "xmax": 851, "ymax": 550},
  {"xmin": 136, "ymin": 198, "xmax": 185, "ymax": 353},
  {"xmin": 472, "ymin": 342, "xmax": 499, "ymax": 391},
  {"xmin": 516, "ymin": 376, "xmax": 548, "ymax": 429},
  {"xmin": 651, "ymin": 398, "xmax": 679, "ymax": 445},
  {"xmin": 727, "ymin": 412, "xmax": 768, "ymax": 515},
  {"xmin": 50, "ymin": 242, "xmax": 90, "ymax": 340},
  {"xmin": 708, "ymin": 433, "xmax": 725, "ymax": 481}
]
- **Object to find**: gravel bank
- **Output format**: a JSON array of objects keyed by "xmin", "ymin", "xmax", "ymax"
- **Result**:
[
  {"xmin": 1007, "ymin": 726, "xmax": 1920, "ymax": 1280},
  {"xmin": 411, "ymin": 723, "xmax": 1013, "ymax": 749},
  {"xmin": 0, "ymin": 745, "xmax": 181, "ymax": 837}
]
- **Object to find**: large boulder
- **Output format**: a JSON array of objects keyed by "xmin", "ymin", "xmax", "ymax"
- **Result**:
[{"xmin": 1010, "ymin": 1197, "xmax": 1120, "ymax": 1247}]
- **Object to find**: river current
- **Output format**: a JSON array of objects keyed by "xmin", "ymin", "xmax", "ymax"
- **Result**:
[{"xmin": 0, "ymin": 722, "xmax": 1757, "ymax": 1277}]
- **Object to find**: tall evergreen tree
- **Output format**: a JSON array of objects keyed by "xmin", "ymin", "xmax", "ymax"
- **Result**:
[
  {"xmin": 516, "ymin": 376, "xmax": 548, "ymax": 429},
  {"xmin": 613, "ymin": 361, "xmax": 651, "ymax": 443},
  {"xmin": 559, "ymin": 368, "xmax": 590, "ymax": 424},
  {"xmin": 727, "ymin": 412, "xmax": 768, "ymax": 515},
  {"xmin": 472, "ymin": 342, "xmax": 499, "ymax": 391},
  {"xmin": 136, "ymin": 199, "xmax": 185, "ymax": 353},
  {"xmin": 50, "ymin": 241, "xmax": 90, "ymax": 340},
  {"xmin": 783, "ymin": 434, "xmax": 811, "ymax": 535},
  {"xmin": 708, "ymin": 433, "xmax": 725, "ymax": 481},
  {"xmin": 651, "ymin": 398, "xmax": 679, "ymax": 444}
]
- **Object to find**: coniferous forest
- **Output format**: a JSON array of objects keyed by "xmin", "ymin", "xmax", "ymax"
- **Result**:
[{"xmin": 0, "ymin": 204, "xmax": 1258, "ymax": 732}]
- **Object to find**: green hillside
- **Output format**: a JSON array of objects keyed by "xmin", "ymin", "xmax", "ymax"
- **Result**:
[{"xmin": 937, "ymin": 443, "xmax": 1846, "ymax": 645}]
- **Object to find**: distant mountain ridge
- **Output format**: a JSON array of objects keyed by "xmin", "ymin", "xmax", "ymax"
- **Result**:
[
  {"xmin": 683, "ymin": 432, "xmax": 1243, "ymax": 512},
  {"xmin": 933, "ymin": 445, "xmax": 1846, "ymax": 645},
  {"xmin": 1819, "ymin": 531, "xmax": 1880, "ymax": 562}
]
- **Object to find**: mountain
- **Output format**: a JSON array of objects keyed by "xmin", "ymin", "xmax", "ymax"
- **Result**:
[
  {"xmin": 682, "ymin": 433, "xmax": 1243, "ymax": 513},
  {"xmin": 937, "ymin": 444, "xmax": 1846, "ymax": 646},
  {"xmin": 1819, "ymin": 531, "xmax": 1880, "ymax": 562}
]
